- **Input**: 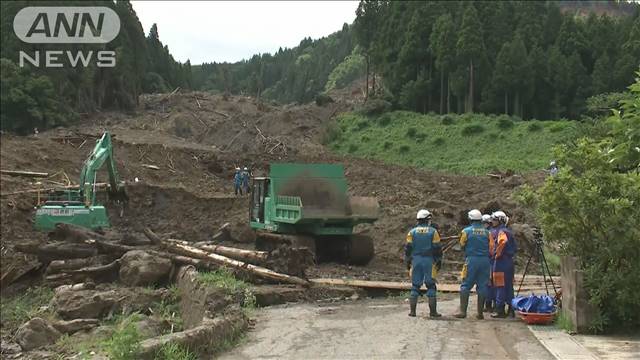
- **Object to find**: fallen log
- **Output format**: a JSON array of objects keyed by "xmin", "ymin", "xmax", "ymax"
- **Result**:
[
  {"xmin": 146, "ymin": 250, "xmax": 219, "ymax": 271},
  {"xmin": 46, "ymin": 256, "xmax": 113, "ymax": 274},
  {"xmin": 143, "ymin": 228, "xmax": 162, "ymax": 245},
  {"xmin": 164, "ymin": 242, "xmax": 309, "ymax": 287},
  {"xmin": 49, "ymin": 223, "xmax": 107, "ymax": 243},
  {"xmin": 90, "ymin": 240, "xmax": 138, "ymax": 257},
  {"xmin": 54, "ymin": 282, "xmax": 96, "ymax": 295},
  {"xmin": 167, "ymin": 239, "xmax": 268, "ymax": 264},
  {"xmin": 16, "ymin": 242, "xmax": 97, "ymax": 263},
  {"xmin": 309, "ymin": 278, "xmax": 559, "ymax": 294},
  {"xmin": 45, "ymin": 260, "xmax": 120, "ymax": 284},
  {"xmin": 52, "ymin": 319, "xmax": 99, "ymax": 335},
  {"xmin": 142, "ymin": 164, "xmax": 160, "ymax": 170},
  {"xmin": 0, "ymin": 170, "xmax": 49, "ymax": 178}
]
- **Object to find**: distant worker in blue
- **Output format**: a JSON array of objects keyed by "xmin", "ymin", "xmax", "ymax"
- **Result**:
[
  {"xmin": 549, "ymin": 160, "xmax": 559, "ymax": 176},
  {"xmin": 404, "ymin": 209, "xmax": 442, "ymax": 318},
  {"xmin": 454, "ymin": 209, "xmax": 492, "ymax": 319},
  {"xmin": 233, "ymin": 167, "xmax": 243, "ymax": 196},
  {"xmin": 490, "ymin": 211, "xmax": 518, "ymax": 318},
  {"xmin": 242, "ymin": 166, "xmax": 251, "ymax": 195}
]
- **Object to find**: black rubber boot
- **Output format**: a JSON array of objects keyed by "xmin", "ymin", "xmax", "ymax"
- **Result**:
[
  {"xmin": 408, "ymin": 297, "xmax": 417, "ymax": 317},
  {"xmin": 483, "ymin": 300, "xmax": 493, "ymax": 313},
  {"xmin": 476, "ymin": 295, "xmax": 485, "ymax": 320},
  {"xmin": 428, "ymin": 297, "xmax": 441, "ymax": 318},
  {"xmin": 491, "ymin": 304, "xmax": 506, "ymax": 318},
  {"xmin": 454, "ymin": 292, "xmax": 469, "ymax": 318},
  {"xmin": 507, "ymin": 304, "xmax": 515, "ymax": 318}
]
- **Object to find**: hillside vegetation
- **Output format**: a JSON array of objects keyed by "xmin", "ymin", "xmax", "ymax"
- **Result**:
[{"xmin": 327, "ymin": 112, "xmax": 577, "ymax": 175}]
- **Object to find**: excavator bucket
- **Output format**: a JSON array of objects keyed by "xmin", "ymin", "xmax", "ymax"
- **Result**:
[{"xmin": 348, "ymin": 196, "xmax": 379, "ymax": 221}]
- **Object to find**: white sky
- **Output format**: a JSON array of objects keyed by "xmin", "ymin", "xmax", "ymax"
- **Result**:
[{"xmin": 131, "ymin": 1, "xmax": 359, "ymax": 65}]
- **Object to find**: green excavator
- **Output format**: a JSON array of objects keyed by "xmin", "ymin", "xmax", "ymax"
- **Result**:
[
  {"xmin": 249, "ymin": 163, "xmax": 378, "ymax": 265},
  {"xmin": 34, "ymin": 132, "xmax": 127, "ymax": 231}
]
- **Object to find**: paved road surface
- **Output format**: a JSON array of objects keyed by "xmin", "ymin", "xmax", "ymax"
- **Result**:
[{"xmin": 221, "ymin": 295, "xmax": 554, "ymax": 359}]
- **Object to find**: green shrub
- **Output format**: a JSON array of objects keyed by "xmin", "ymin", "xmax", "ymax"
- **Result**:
[
  {"xmin": 348, "ymin": 144, "xmax": 359, "ymax": 153},
  {"xmin": 198, "ymin": 268, "xmax": 248, "ymax": 292},
  {"xmin": 356, "ymin": 119, "xmax": 370, "ymax": 130},
  {"xmin": 433, "ymin": 137, "xmax": 445, "ymax": 145},
  {"xmin": 512, "ymin": 184, "xmax": 538, "ymax": 208},
  {"xmin": 315, "ymin": 93, "xmax": 334, "ymax": 106},
  {"xmin": 104, "ymin": 316, "xmax": 141, "ymax": 360},
  {"xmin": 461, "ymin": 124, "xmax": 485, "ymax": 136},
  {"xmin": 548, "ymin": 122, "xmax": 568, "ymax": 133},
  {"xmin": 406, "ymin": 127, "xmax": 417, "ymax": 137},
  {"xmin": 441, "ymin": 115, "xmax": 455, "ymax": 125},
  {"xmin": 383, "ymin": 141, "xmax": 392, "ymax": 150},
  {"xmin": 527, "ymin": 122, "xmax": 543, "ymax": 132},
  {"xmin": 398, "ymin": 144, "xmax": 410, "ymax": 153},
  {"xmin": 361, "ymin": 135, "xmax": 370, "ymax": 142},
  {"xmin": 415, "ymin": 133, "xmax": 426, "ymax": 142},
  {"xmin": 538, "ymin": 74, "xmax": 640, "ymax": 333},
  {"xmin": 320, "ymin": 122, "xmax": 342, "ymax": 144},
  {"xmin": 497, "ymin": 117, "xmax": 514, "ymax": 129},
  {"xmin": 0, "ymin": 287, "xmax": 54, "ymax": 333},
  {"xmin": 357, "ymin": 99, "xmax": 391, "ymax": 116},
  {"xmin": 377, "ymin": 114, "xmax": 392, "ymax": 126},
  {"xmin": 156, "ymin": 343, "xmax": 198, "ymax": 360}
]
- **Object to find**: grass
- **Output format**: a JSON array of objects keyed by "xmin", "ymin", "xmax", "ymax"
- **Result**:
[
  {"xmin": 103, "ymin": 315, "xmax": 142, "ymax": 360},
  {"xmin": 555, "ymin": 310, "xmax": 574, "ymax": 332},
  {"xmin": 328, "ymin": 111, "xmax": 578, "ymax": 175},
  {"xmin": 197, "ymin": 268, "xmax": 256, "ymax": 315},
  {"xmin": 0, "ymin": 286, "xmax": 55, "ymax": 334},
  {"xmin": 156, "ymin": 343, "xmax": 199, "ymax": 360}
]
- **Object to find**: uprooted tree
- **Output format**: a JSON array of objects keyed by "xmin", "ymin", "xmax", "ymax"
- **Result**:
[{"xmin": 537, "ymin": 70, "xmax": 640, "ymax": 332}]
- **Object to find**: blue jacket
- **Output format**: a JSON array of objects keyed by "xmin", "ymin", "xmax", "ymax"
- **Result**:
[
  {"xmin": 405, "ymin": 224, "xmax": 441, "ymax": 257},
  {"xmin": 234, "ymin": 171, "xmax": 242, "ymax": 185},
  {"xmin": 460, "ymin": 222, "xmax": 490, "ymax": 257}
]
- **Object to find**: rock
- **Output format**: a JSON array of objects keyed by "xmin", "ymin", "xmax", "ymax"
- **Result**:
[
  {"xmin": 52, "ymin": 318, "xmax": 99, "ymax": 334},
  {"xmin": 15, "ymin": 318, "xmax": 62, "ymax": 351},
  {"xmin": 134, "ymin": 316, "xmax": 170, "ymax": 338},
  {"xmin": 503, "ymin": 175, "xmax": 524, "ymax": 187},
  {"xmin": 119, "ymin": 250, "xmax": 172, "ymax": 286},
  {"xmin": 54, "ymin": 289, "xmax": 119, "ymax": 320},
  {"xmin": 0, "ymin": 339, "xmax": 21, "ymax": 355}
]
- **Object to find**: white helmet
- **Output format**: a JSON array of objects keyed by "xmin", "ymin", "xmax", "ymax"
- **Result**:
[
  {"xmin": 491, "ymin": 211, "xmax": 509, "ymax": 225},
  {"xmin": 481, "ymin": 214, "xmax": 491, "ymax": 223},
  {"xmin": 550, "ymin": 160, "xmax": 556, "ymax": 166},
  {"xmin": 468, "ymin": 209, "xmax": 482, "ymax": 221},
  {"xmin": 416, "ymin": 209, "xmax": 432, "ymax": 220},
  {"xmin": 243, "ymin": 167, "xmax": 248, "ymax": 171},
  {"xmin": 235, "ymin": 167, "xmax": 240, "ymax": 171}
]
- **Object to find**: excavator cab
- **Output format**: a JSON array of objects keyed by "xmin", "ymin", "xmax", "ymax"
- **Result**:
[
  {"xmin": 250, "ymin": 177, "xmax": 269, "ymax": 223},
  {"xmin": 34, "ymin": 132, "xmax": 126, "ymax": 232}
]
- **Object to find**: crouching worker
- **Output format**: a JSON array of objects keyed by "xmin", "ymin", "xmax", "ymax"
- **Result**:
[
  {"xmin": 454, "ymin": 210, "xmax": 491, "ymax": 319},
  {"xmin": 404, "ymin": 209, "xmax": 442, "ymax": 318}
]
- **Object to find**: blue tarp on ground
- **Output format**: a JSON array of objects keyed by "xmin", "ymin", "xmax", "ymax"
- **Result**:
[{"xmin": 511, "ymin": 294, "xmax": 556, "ymax": 313}]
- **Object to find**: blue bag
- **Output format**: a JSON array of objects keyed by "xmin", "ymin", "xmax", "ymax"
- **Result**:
[{"xmin": 511, "ymin": 294, "xmax": 556, "ymax": 313}]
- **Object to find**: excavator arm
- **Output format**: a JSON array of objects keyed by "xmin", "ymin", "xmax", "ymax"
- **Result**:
[{"xmin": 78, "ymin": 132, "xmax": 126, "ymax": 206}]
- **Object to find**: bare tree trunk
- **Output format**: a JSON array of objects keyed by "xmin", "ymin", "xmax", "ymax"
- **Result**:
[
  {"xmin": 371, "ymin": 63, "xmax": 376, "ymax": 96},
  {"xmin": 365, "ymin": 55, "xmax": 370, "ymax": 100},
  {"xmin": 439, "ymin": 68, "xmax": 444, "ymax": 114},
  {"xmin": 515, "ymin": 91, "xmax": 521, "ymax": 118},
  {"xmin": 468, "ymin": 58, "xmax": 474, "ymax": 113},
  {"xmin": 504, "ymin": 92, "xmax": 509, "ymax": 114},
  {"xmin": 447, "ymin": 76, "xmax": 451, "ymax": 113}
]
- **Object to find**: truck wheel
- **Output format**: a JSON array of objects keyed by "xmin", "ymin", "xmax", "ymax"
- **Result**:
[{"xmin": 347, "ymin": 235, "xmax": 375, "ymax": 265}]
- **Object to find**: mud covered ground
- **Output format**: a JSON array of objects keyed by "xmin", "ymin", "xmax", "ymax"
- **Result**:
[{"xmin": 0, "ymin": 90, "xmax": 544, "ymax": 287}]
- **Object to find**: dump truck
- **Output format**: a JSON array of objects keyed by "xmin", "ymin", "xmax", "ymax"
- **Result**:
[
  {"xmin": 249, "ymin": 163, "xmax": 378, "ymax": 265},
  {"xmin": 34, "ymin": 132, "xmax": 127, "ymax": 231}
]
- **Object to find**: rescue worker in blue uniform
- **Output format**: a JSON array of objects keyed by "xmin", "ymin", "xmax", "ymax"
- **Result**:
[
  {"xmin": 404, "ymin": 209, "xmax": 442, "ymax": 318},
  {"xmin": 490, "ymin": 211, "xmax": 517, "ymax": 318},
  {"xmin": 454, "ymin": 210, "xmax": 492, "ymax": 319},
  {"xmin": 482, "ymin": 214, "xmax": 495, "ymax": 312},
  {"xmin": 241, "ymin": 166, "xmax": 251, "ymax": 195},
  {"xmin": 233, "ymin": 167, "xmax": 243, "ymax": 196}
]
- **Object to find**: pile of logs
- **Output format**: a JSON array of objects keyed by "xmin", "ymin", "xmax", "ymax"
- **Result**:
[{"xmin": 15, "ymin": 224, "xmax": 311, "ymax": 288}]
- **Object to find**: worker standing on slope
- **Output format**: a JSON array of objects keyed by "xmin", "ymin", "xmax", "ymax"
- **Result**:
[
  {"xmin": 405, "ymin": 209, "xmax": 442, "ymax": 318},
  {"xmin": 490, "ymin": 211, "xmax": 518, "ymax": 318},
  {"xmin": 454, "ymin": 209, "xmax": 491, "ymax": 319},
  {"xmin": 233, "ymin": 167, "xmax": 243, "ymax": 196},
  {"xmin": 242, "ymin": 166, "xmax": 251, "ymax": 195}
]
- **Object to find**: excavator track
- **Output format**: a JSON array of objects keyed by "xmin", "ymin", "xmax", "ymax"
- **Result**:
[{"xmin": 346, "ymin": 234, "xmax": 375, "ymax": 265}]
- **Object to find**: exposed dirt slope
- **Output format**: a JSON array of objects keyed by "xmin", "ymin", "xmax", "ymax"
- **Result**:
[{"xmin": 1, "ymin": 90, "xmax": 542, "ymax": 284}]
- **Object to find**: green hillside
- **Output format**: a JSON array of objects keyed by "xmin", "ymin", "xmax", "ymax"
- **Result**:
[{"xmin": 326, "ymin": 111, "xmax": 578, "ymax": 175}]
